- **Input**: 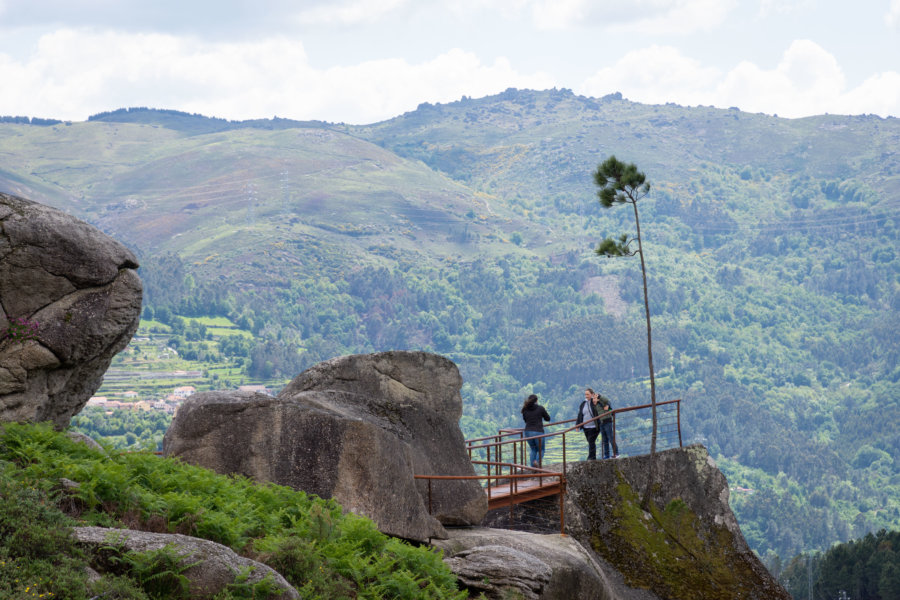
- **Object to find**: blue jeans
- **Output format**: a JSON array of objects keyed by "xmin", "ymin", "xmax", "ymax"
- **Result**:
[
  {"xmin": 600, "ymin": 421, "xmax": 617, "ymax": 459},
  {"xmin": 524, "ymin": 430, "xmax": 544, "ymax": 466}
]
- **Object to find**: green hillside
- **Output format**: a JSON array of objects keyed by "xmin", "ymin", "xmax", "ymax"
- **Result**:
[
  {"xmin": 0, "ymin": 422, "xmax": 464, "ymax": 599},
  {"xmin": 1, "ymin": 92, "xmax": 898, "ymax": 567}
]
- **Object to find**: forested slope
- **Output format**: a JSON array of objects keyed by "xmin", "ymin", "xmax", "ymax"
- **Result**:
[{"xmin": 1, "ymin": 91, "xmax": 898, "ymax": 565}]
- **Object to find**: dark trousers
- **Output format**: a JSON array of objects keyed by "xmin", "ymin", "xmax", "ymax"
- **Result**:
[
  {"xmin": 583, "ymin": 426, "xmax": 600, "ymax": 460},
  {"xmin": 600, "ymin": 421, "xmax": 618, "ymax": 458}
]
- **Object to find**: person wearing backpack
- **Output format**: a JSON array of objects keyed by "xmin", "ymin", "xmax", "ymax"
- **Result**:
[{"xmin": 597, "ymin": 393, "xmax": 619, "ymax": 459}]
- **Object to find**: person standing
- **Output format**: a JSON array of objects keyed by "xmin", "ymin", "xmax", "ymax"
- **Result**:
[
  {"xmin": 575, "ymin": 388, "xmax": 600, "ymax": 460},
  {"xmin": 521, "ymin": 394, "xmax": 551, "ymax": 468},
  {"xmin": 597, "ymin": 393, "xmax": 619, "ymax": 459}
]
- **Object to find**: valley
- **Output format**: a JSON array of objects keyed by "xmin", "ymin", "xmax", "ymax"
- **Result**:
[{"xmin": 3, "ymin": 90, "xmax": 898, "ymax": 568}]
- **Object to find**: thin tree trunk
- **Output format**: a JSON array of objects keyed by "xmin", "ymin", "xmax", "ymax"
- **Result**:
[
  {"xmin": 632, "ymin": 199, "xmax": 658, "ymax": 511},
  {"xmin": 631, "ymin": 200, "xmax": 657, "ymax": 455}
]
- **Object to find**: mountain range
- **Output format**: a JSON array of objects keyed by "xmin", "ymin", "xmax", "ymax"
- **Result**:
[{"xmin": 1, "ymin": 88, "xmax": 898, "ymax": 564}]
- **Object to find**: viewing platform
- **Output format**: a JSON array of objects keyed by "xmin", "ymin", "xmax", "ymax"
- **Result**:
[{"xmin": 416, "ymin": 398, "xmax": 683, "ymax": 533}]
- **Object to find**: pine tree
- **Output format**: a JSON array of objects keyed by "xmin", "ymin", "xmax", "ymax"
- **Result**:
[{"xmin": 592, "ymin": 155, "xmax": 659, "ymax": 506}]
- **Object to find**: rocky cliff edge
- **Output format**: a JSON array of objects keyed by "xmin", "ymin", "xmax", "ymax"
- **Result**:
[{"xmin": 564, "ymin": 445, "xmax": 791, "ymax": 600}]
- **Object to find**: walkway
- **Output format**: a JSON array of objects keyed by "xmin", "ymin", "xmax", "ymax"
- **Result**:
[
  {"xmin": 416, "ymin": 398, "xmax": 683, "ymax": 532},
  {"xmin": 482, "ymin": 472, "xmax": 563, "ymax": 509}
]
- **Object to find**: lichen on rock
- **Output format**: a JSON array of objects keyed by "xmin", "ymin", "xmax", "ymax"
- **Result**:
[
  {"xmin": 0, "ymin": 193, "xmax": 142, "ymax": 428},
  {"xmin": 565, "ymin": 445, "xmax": 791, "ymax": 600}
]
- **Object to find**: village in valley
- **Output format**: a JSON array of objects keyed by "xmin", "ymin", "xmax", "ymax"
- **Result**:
[
  {"xmin": 71, "ymin": 316, "xmax": 281, "ymax": 448},
  {"xmin": 87, "ymin": 383, "xmax": 272, "ymax": 415},
  {"xmin": 87, "ymin": 384, "xmax": 196, "ymax": 415}
]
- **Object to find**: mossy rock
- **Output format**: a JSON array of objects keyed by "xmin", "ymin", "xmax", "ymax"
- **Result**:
[{"xmin": 566, "ymin": 446, "xmax": 791, "ymax": 600}]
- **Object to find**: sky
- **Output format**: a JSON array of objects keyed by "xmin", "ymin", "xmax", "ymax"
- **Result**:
[{"xmin": 1, "ymin": 0, "xmax": 899, "ymax": 124}]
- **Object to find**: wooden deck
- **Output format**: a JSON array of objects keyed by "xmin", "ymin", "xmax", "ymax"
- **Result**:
[{"xmin": 485, "ymin": 476, "xmax": 563, "ymax": 510}]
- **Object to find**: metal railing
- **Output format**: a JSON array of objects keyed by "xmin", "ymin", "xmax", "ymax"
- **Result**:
[
  {"xmin": 415, "ymin": 398, "xmax": 682, "ymax": 535},
  {"xmin": 465, "ymin": 398, "xmax": 682, "ymax": 478},
  {"xmin": 414, "ymin": 464, "xmax": 566, "ymax": 533}
]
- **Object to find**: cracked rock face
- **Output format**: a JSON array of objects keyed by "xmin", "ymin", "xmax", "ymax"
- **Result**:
[
  {"xmin": 432, "ymin": 528, "xmax": 613, "ymax": 600},
  {"xmin": 564, "ymin": 445, "xmax": 792, "ymax": 600},
  {"xmin": 0, "ymin": 193, "xmax": 142, "ymax": 428},
  {"xmin": 164, "ymin": 351, "xmax": 487, "ymax": 542}
]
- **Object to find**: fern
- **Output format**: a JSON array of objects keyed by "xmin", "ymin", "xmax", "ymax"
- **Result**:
[{"xmin": 0, "ymin": 423, "xmax": 469, "ymax": 599}]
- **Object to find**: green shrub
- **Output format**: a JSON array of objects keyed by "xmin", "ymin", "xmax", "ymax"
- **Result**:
[
  {"xmin": 0, "ymin": 467, "xmax": 91, "ymax": 599},
  {"xmin": 99, "ymin": 543, "xmax": 197, "ymax": 600},
  {"xmin": 0, "ymin": 423, "xmax": 467, "ymax": 600}
]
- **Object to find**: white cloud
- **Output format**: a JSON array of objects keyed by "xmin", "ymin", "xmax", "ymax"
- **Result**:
[
  {"xmin": 309, "ymin": 49, "xmax": 555, "ymax": 123},
  {"xmin": 445, "ymin": 0, "xmax": 531, "ymax": 19},
  {"xmin": 294, "ymin": 0, "xmax": 409, "ymax": 26},
  {"xmin": 531, "ymin": 0, "xmax": 588, "ymax": 29},
  {"xmin": 2, "ymin": 19, "xmax": 897, "ymax": 124},
  {"xmin": 717, "ymin": 40, "xmax": 845, "ymax": 117},
  {"xmin": 531, "ymin": 0, "xmax": 736, "ymax": 34},
  {"xmin": 836, "ymin": 71, "xmax": 900, "ymax": 117},
  {"xmin": 578, "ymin": 40, "xmax": 900, "ymax": 118},
  {"xmin": 887, "ymin": 0, "xmax": 900, "ymax": 28},
  {"xmin": 578, "ymin": 45, "xmax": 722, "ymax": 106},
  {"xmin": 613, "ymin": 0, "xmax": 737, "ymax": 34},
  {"xmin": 757, "ymin": 0, "xmax": 812, "ymax": 18},
  {"xmin": 0, "ymin": 29, "xmax": 555, "ymax": 123},
  {"xmin": 0, "ymin": 29, "xmax": 314, "ymax": 120}
]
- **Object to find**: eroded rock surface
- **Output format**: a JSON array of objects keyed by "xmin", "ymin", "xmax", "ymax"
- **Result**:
[
  {"xmin": 432, "ymin": 527, "xmax": 613, "ymax": 600},
  {"xmin": 0, "ymin": 193, "xmax": 141, "ymax": 428},
  {"xmin": 565, "ymin": 445, "xmax": 791, "ymax": 600},
  {"xmin": 164, "ymin": 351, "xmax": 487, "ymax": 542}
]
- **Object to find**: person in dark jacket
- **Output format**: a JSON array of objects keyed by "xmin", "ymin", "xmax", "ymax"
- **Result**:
[
  {"xmin": 597, "ymin": 394, "xmax": 619, "ymax": 459},
  {"xmin": 575, "ymin": 388, "xmax": 600, "ymax": 460},
  {"xmin": 521, "ymin": 394, "xmax": 551, "ymax": 468}
]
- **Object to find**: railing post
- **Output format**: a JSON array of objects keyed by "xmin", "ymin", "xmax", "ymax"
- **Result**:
[
  {"xmin": 521, "ymin": 433, "xmax": 525, "ymax": 471},
  {"xmin": 428, "ymin": 479, "xmax": 433, "ymax": 514},
  {"xmin": 612, "ymin": 414, "xmax": 617, "ymax": 453},
  {"xmin": 677, "ymin": 399, "xmax": 683, "ymax": 447},
  {"xmin": 538, "ymin": 433, "xmax": 543, "ymax": 469},
  {"xmin": 494, "ymin": 435, "xmax": 500, "ymax": 482},
  {"xmin": 559, "ymin": 474, "xmax": 566, "ymax": 535}
]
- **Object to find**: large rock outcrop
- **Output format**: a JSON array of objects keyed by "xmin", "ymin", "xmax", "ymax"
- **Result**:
[
  {"xmin": 565, "ymin": 445, "xmax": 791, "ymax": 600},
  {"xmin": 74, "ymin": 526, "xmax": 298, "ymax": 599},
  {"xmin": 164, "ymin": 351, "xmax": 487, "ymax": 542},
  {"xmin": 432, "ymin": 527, "xmax": 615, "ymax": 600},
  {"xmin": 450, "ymin": 447, "xmax": 790, "ymax": 599},
  {"xmin": 0, "ymin": 193, "xmax": 142, "ymax": 428}
]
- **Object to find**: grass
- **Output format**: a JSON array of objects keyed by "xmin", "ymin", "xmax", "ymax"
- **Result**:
[
  {"xmin": 0, "ymin": 422, "xmax": 468, "ymax": 600},
  {"xmin": 0, "ymin": 470, "xmax": 97, "ymax": 599}
]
